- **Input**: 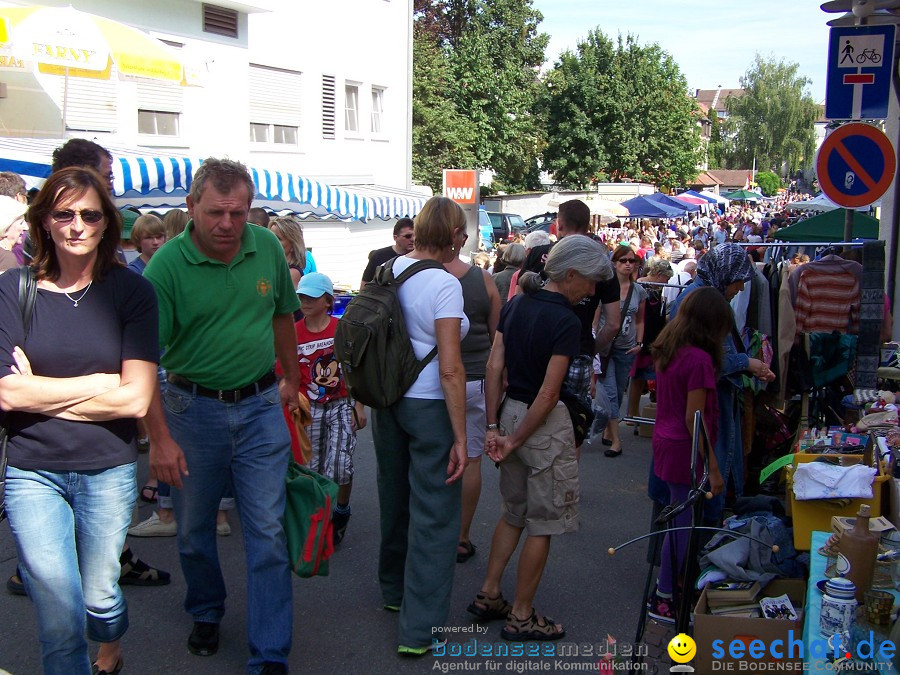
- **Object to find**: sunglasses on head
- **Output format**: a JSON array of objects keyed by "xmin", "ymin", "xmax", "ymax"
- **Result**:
[{"xmin": 51, "ymin": 209, "xmax": 105, "ymax": 224}]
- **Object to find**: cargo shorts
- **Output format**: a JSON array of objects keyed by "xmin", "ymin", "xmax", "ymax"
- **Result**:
[{"xmin": 498, "ymin": 398, "xmax": 580, "ymax": 536}]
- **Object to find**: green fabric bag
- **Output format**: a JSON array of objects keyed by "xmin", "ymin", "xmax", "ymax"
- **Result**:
[{"xmin": 284, "ymin": 460, "xmax": 338, "ymax": 578}]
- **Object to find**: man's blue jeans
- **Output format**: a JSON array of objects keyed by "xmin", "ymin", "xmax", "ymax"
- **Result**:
[
  {"xmin": 6, "ymin": 462, "xmax": 136, "ymax": 675},
  {"xmin": 162, "ymin": 382, "xmax": 292, "ymax": 671}
]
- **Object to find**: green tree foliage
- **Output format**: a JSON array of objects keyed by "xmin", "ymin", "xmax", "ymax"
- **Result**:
[
  {"xmin": 541, "ymin": 31, "xmax": 700, "ymax": 190},
  {"xmin": 754, "ymin": 170, "xmax": 781, "ymax": 196},
  {"xmin": 412, "ymin": 0, "xmax": 548, "ymax": 193},
  {"xmin": 412, "ymin": 29, "xmax": 478, "ymax": 190},
  {"xmin": 723, "ymin": 55, "xmax": 818, "ymax": 176}
]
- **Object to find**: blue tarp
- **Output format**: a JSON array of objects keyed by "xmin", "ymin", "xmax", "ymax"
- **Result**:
[
  {"xmin": 646, "ymin": 192, "xmax": 699, "ymax": 213},
  {"xmin": 619, "ymin": 195, "xmax": 685, "ymax": 219}
]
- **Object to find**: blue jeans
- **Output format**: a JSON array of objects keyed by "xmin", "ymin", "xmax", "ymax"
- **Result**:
[
  {"xmin": 6, "ymin": 462, "xmax": 136, "ymax": 675},
  {"xmin": 601, "ymin": 347, "xmax": 636, "ymax": 419},
  {"xmin": 162, "ymin": 382, "xmax": 292, "ymax": 671}
]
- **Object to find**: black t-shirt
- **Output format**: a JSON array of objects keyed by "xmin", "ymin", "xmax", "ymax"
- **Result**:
[
  {"xmin": 362, "ymin": 245, "xmax": 399, "ymax": 283},
  {"xmin": 0, "ymin": 266, "xmax": 159, "ymax": 471},
  {"xmin": 498, "ymin": 290, "xmax": 580, "ymax": 405},
  {"xmin": 522, "ymin": 243, "xmax": 619, "ymax": 355}
]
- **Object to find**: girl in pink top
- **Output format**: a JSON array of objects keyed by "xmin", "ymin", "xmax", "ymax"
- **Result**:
[{"xmin": 646, "ymin": 287, "xmax": 731, "ymax": 624}]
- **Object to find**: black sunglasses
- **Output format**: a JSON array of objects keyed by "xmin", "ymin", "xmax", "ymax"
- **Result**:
[
  {"xmin": 618, "ymin": 258, "xmax": 638, "ymax": 264},
  {"xmin": 51, "ymin": 209, "xmax": 105, "ymax": 224}
]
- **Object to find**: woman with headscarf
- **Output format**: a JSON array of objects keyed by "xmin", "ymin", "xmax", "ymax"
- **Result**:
[{"xmin": 665, "ymin": 243, "xmax": 773, "ymax": 524}]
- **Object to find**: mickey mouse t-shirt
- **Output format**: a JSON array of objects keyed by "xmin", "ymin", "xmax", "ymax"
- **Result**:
[{"xmin": 295, "ymin": 316, "xmax": 348, "ymax": 404}]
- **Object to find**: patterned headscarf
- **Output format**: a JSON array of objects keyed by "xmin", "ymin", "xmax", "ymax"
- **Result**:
[{"xmin": 695, "ymin": 243, "xmax": 754, "ymax": 294}]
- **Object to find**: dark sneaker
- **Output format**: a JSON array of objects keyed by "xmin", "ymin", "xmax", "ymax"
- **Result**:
[
  {"xmin": 332, "ymin": 510, "xmax": 350, "ymax": 546},
  {"xmin": 118, "ymin": 549, "xmax": 171, "ymax": 586},
  {"xmin": 188, "ymin": 621, "xmax": 220, "ymax": 656},
  {"xmin": 6, "ymin": 573, "xmax": 25, "ymax": 596},
  {"xmin": 259, "ymin": 662, "xmax": 287, "ymax": 674},
  {"xmin": 648, "ymin": 593, "xmax": 676, "ymax": 625}
]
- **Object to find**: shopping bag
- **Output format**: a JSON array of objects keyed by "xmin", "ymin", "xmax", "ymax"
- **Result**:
[{"xmin": 284, "ymin": 460, "xmax": 338, "ymax": 578}]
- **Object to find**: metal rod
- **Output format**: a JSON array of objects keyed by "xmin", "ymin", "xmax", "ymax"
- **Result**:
[
  {"xmin": 637, "ymin": 280, "xmax": 691, "ymax": 288},
  {"xmin": 733, "ymin": 240, "xmax": 882, "ymax": 247},
  {"xmin": 607, "ymin": 526, "xmax": 778, "ymax": 554}
]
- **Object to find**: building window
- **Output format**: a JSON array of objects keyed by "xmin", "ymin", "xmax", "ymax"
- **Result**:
[
  {"xmin": 249, "ymin": 64, "xmax": 301, "ymax": 147},
  {"xmin": 250, "ymin": 123, "xmax": 269, "ymax": 143},
  {"xmin": 274, "ymin": 125, "xmax": 298, "ymax": 144},
  {"xmin": 138, "ymin": 110, "xmax": 180, "ymax": 136},
  {"xmin": 345, "ymin": 83, "xmax": 359, "ymax": 133},
  {"xmin": 249, "ymin": 123, "xmax": 298, "ymax": 145},
  {"xmin": 371, "ymin": 86, "xmax": 384, "ymax": 134}
]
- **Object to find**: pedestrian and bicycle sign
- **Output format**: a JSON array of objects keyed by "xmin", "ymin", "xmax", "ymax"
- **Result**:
[
  {"xmin": 826, "ymin": 25, "xmax": 896, "ymax": 120},
  {"xmin": 816, "ymin": 122, "xmax": 896, "ymax": 208}
]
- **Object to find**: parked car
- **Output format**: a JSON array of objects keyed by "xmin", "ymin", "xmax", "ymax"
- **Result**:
[
  {"xmin": 523, "ymin": 211, "xmax": 556, "ymax": 235},
  {"xmin": 478, "ymin": 207, "xmax": 493, "ymax": 249},
  {"xmin": 487, "ymin": 211, "xmax": 526, "ymax": 243}
]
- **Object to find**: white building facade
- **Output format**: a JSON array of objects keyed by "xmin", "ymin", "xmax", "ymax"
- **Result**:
[{"xmin": 0, "ymin": 0, "xmax": 417, "ymax": 286}]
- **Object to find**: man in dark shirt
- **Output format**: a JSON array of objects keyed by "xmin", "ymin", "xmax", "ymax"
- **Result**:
[
  {"xmin": 520, "ymin": 200, "xmax": 620, "ymax": 359},
  {"xmin": 518, "ymin": 199, "xmax": 621, "ymax": 449},
  {"xmin": 359, "ymin": 217, "xmax": 415, "ymax": 288}
]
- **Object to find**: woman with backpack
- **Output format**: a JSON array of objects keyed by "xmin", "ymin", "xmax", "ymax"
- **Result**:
[
  {"xmin": 369, "ymin": 196, "xmax": 469, "ymax": 656},
  {"xmin": 469, "ymin": 234, "xmax": 612, "ymax": 641}
]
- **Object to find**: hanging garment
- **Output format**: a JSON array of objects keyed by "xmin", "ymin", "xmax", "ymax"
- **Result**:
[{"xmin": 793, "ymin": 256, "xmax": 862, "ymax": 336}]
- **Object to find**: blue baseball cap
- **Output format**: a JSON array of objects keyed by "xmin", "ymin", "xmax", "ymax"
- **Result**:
[{"xmin": 297, "ymin": 272, "xmax": 333, "ymax": 298}]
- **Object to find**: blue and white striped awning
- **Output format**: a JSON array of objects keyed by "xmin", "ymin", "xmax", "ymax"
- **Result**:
[{"xmin": 0, "ymin": 137, "xmax": 425, "ymax": 221}]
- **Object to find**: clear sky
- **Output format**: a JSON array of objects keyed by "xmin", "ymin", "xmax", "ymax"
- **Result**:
[{"xmin": 530, "ymin": 0, "xmax": 832, "ymax": 102}]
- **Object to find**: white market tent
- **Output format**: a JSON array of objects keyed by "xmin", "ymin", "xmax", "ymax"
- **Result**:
[
  {"xmin": 785, "ymin": 192, "xmax": 879, "ymax": 213},
  {"xmin": 0, "ymin": 137, "xmax": 427, "ymax": 287}
]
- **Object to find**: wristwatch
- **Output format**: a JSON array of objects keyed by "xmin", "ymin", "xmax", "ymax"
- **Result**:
[{"xmin": 486, "ymin": 423, "xmax": 499, "ymax": 431}]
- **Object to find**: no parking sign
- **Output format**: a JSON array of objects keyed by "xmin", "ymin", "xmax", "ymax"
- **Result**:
[{"xmin": 816, "ymin": 122, "xmax": 896, "ymax": 208}]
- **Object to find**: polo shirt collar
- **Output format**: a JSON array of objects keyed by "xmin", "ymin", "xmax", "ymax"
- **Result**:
[{"xmin": 179, "ymin": 220, "xmax": 258, "ymax": 266}]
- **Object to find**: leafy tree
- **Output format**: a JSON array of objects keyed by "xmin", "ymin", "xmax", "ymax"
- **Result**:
[
  {"xmin": 722, "ymin": 55, "xmax": 818, "ymax": 176},
  {"xmin": 541, "ymin": 31, "xmax": 700, "ymax": 190},
  {"xmin": 755, "ymin": 170, "xmax": 781, "ymax": 196},
  {"xmin": 411, "ymin": 28, "xmax": 478, "ymax": 190},
  {"xmin": 412, "ymin": 0, "xmax": 548, "ymax": 192}
]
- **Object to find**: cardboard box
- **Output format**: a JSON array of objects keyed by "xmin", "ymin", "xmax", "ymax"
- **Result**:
[
  {"xmin": 693, "ymin": 579, "xmax": 806, "ymax": 673},
  {"xmin": 831, "ymin": 514, "xmax": 895, "ymax": 537},
  {"xmin": 786, "ymin": 442, "xmax": 888, "ymax": 550},
  {"xmin": 638, "ymin": 403, "xmax": 656, "ymax": 438}
]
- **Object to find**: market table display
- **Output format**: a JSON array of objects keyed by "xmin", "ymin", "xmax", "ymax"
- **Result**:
[{"xmin": 803, "ymin": 531, "xmax": 900, "ymax": 672}]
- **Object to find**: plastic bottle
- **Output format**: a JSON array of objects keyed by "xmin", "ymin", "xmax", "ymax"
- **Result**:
[{"xmin": 839, "ymin": 504, "xmax": 880, "ymax": 603}]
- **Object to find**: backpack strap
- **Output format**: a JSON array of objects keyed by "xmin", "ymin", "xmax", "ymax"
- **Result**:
[
  {"xmin": 373, "ymin": 256, "xmax": 445, "ymax": 375},
  {"xmin": 374, "ymin": 256, "xmax": 444, "ymax": 286},
  {"xmin": 17, "ymin": 267, "xmax": 36, "ymax": 338}
]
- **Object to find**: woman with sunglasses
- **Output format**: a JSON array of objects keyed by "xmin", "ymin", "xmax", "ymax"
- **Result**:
[
  {"xmin": 0, "ymin": 167, "xmax": 159, "ymax": 674},
  {"xmin": 594, "ymin": 245, "xmax": 647, "ymax": 457}
]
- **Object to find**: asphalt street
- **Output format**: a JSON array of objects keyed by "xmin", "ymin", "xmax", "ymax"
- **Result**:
[{"xmin": 0, "ymin": 414, "xmax": 667, "ymax": 674}]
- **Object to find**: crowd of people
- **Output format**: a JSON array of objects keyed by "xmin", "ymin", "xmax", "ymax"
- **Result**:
[{"xmin": 0, "ymin": 150, "xmax": 806, "ymax": 673}]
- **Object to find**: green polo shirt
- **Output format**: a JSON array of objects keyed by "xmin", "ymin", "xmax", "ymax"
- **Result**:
[{"xmin": 145, "ymin": 221, "xmax": 300, "ymax": 390}]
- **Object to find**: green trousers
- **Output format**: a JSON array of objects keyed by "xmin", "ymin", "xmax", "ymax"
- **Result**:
[{"xmin": 372, "ymin": 397, "xmax": 462, "ymax": 648}]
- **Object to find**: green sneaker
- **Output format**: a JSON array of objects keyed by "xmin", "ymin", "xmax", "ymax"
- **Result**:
[{"xmin": 397, "ymin": 639, "xmax": 446, "ymax": 656}]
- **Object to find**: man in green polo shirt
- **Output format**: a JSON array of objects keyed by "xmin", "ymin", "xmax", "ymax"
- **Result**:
[{"xmin": 143, "ymin": 158, "xmax": 300, "ymax": 674}]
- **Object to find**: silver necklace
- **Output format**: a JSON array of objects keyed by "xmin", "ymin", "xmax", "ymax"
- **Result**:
[{"xmin": 64, "ymin": 281, "xmax": 92, "ymax": 307}]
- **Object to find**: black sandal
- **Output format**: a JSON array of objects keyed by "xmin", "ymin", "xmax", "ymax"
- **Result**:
[
  {"xmin": 119, "ymin": 548, "xmax": 170, "ymax": 586},
  {"xmin": 456, "ymin": 541, "xmax": 476, "ymax": 563},
  {"xmin": 139, "ymin": 484, "xmax": 158, "ymax": 503},
  {"xmin": 604, "ymin": 447, "xmax": 622, "ymax": 458}
]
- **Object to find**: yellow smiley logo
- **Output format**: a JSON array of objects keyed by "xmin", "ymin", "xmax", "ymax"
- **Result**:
[{"xmin": 667, "ymin": 633, "xmax": 696, "ymax": 664}]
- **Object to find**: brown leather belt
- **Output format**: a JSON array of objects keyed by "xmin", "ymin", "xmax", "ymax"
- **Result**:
[{"xmin": 167, "ymin": 371, "xmax": 277, "ymax": 404}]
